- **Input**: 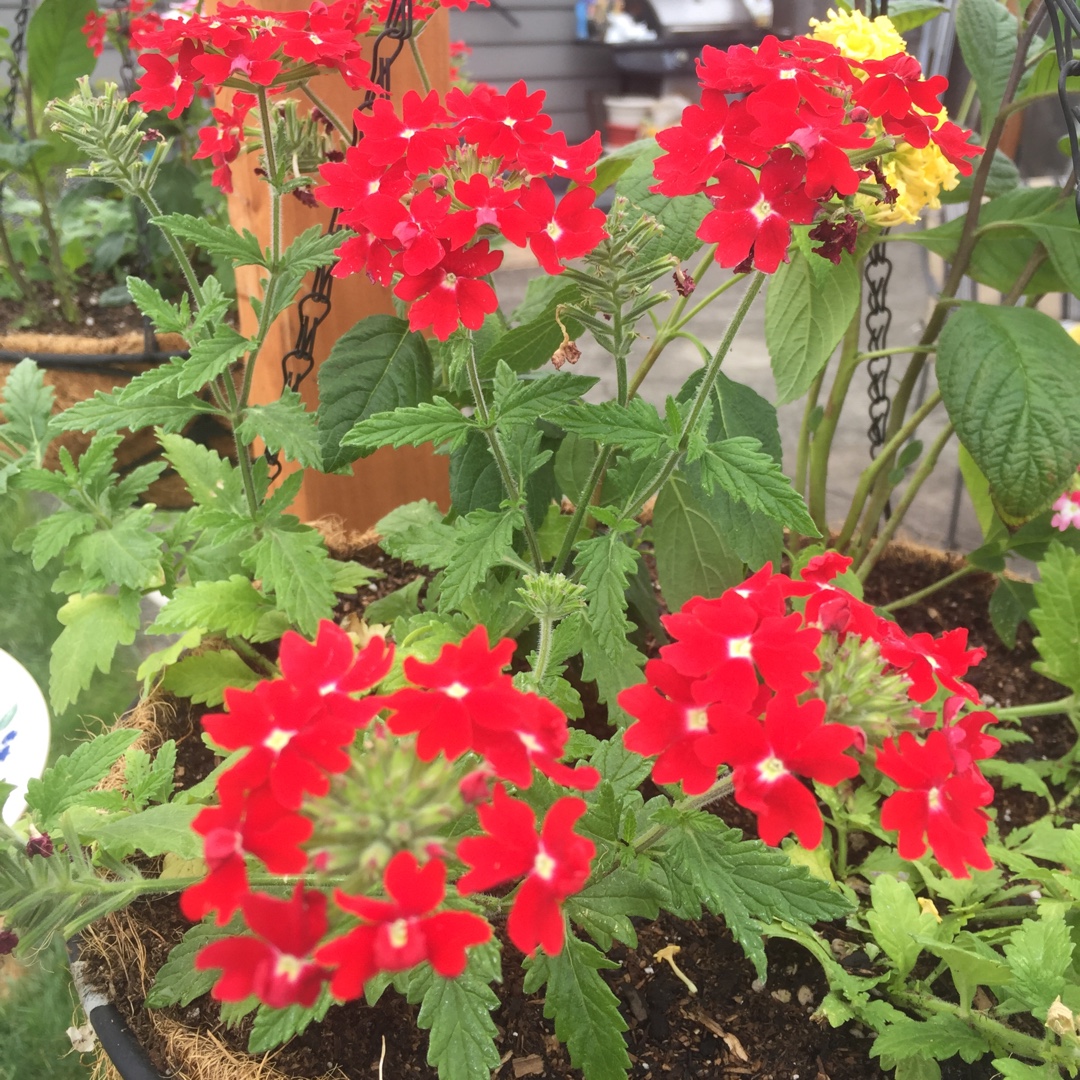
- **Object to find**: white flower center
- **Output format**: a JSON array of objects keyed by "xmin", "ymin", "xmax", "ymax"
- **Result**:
[
  {"xmin": 264, "ymin": 728, "xmax": 293, "ymax": 752},
  {"xmin": 443, "ymin": 681, "xmax": 469, "ymax": 699},
  {"xmin": 927, "ymin": 786, "xmax": 942, "ymax": 811},
  {"xmin": 751, "ymin": 198, "xmax": 773, "ymax": 222},
  {"xmin": 274, "ymin": 953, "xmax": 305, "ymax": 982},
  {"xmin": 533, "ymin": 850, "xmax": 556, "ymax": 881},
  {"xmin": 388, "ymin": 918, "xmax": 410, "ymax": 949},
  {"xmin": 728, "ymin": 636, "xmax": 753, "ymax": 660},
  {"xmin": 685, "ymin": 707, "xmax": 710, "ymax": 733},
  {"xmin": 757, "ymin": 755, "xmax": 787, "ymax": 782}
]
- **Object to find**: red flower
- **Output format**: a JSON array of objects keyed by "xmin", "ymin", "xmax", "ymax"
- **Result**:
[
  {"xmin": 318, "ymin": 854, "xmax": 491, "ymax": 1001},
  {"xmin": 699, "ymin": 151, "xmax": 819, "ymax": 273},
  {"xmin": 713, "ymin": 693, "xmax": 861, "ymax": 848},
  {"xmin": 499, "ymin": 179, "xmax": 608, "ymax": 275},
  {"xmin": 878, "ymin": 626, "xmax": 984, "ymax": 704},
  {"xmin": 448, "ymin": 81, "xmax": 552, "ymax": 165},
  {"xmin": 876, "ymin": 730, "xmax": 994, "ymax": 877},
  {"xmin": 181, "ymin": 778, "xmax": 313, "ymax": 925},
  {"xmin": 82, "ymin": 12, "xmax": 107, "ymax": 58},
  {"xmin": 196, "ymin": 886, "xmax": 332, "ymax": 1008},
  {"xmin": 619, "ymin": 659, "xmax": 728, "ymax": 794},
  {"xmin": 354, "ymin": 89, "xmax": 454, "ymax": 175},
  {"xmin": 457, "ymin": 787, "xmax": 594, "ymax": 956},
  {"xmin": 393, "ymin": 239, "xmax": 502, "ymax": 340},
  {"xmin": 131, "ymin": 49, "xmax": 197, "ymax": 119}
]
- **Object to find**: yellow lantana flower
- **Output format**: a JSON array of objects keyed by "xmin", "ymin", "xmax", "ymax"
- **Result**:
[{"xmin": 807, "ymin": 8, "xmax": 906, "ymax": 62}]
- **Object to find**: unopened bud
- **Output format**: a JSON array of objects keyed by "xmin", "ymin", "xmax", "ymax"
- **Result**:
[
  {"xmin": 673, "ymin": 266, "xmax": 695, "ymax": 297},
  {"xmin": 459, "ymin": 768, "xmax": 495, "ymax": 805},
  {"xmin": 291, "ymin": 186, "xmax": 318, "ymax": 208},
  {"xmin": 26, "ymin": 832, "xmax": 54, "ymax": 858}
]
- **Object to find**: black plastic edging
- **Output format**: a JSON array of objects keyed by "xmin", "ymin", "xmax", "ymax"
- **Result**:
[{"xmin": 0, "ymin": 349, "xmax": 188, "ymax": 369}]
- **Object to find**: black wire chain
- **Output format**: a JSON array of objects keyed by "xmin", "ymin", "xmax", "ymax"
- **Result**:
[
  {"xmin": 1, "ymin": 0, "xmax": 32, "ymax": 169},
  {"xmin": 266, "ymin": 0, "xmax": 415, "ymax": 479},
  {"xmin": 1045, "ymin": 0, "xmax": 1080, "ymax": 223},
  {"xmin": 864, "ymin": 235, "xmax": 894, "ymax": 461}
]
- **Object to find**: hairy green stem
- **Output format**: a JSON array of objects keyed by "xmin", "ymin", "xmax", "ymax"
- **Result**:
[
  {"xmin": 856, "ymin": 421, "xmax": 955, "ymax": 578},
  {"xmin": 550, "ymin": 446, "xmax": 613, "ymax": 577},
  {"xmin": 410, "ymin": 36, "xmax": 433, "ymax": 94},
  {"xmin": 795, "ymin": 368, "xmax": 826, "ymax": 502},
  {"xmin": 993, "ymin": 695, "xmax": 1076, "ymax": 720},
  {"xmin": 631, "ymin": 775, "xmax": 735, "ymax": 854},
  {"xmin": 857, "ymin": 344, "xmax": 935, "ymax": 363},
  {"xmin": 880, "ymin": 563, "xmax": 977, "ymax": 612},
  {"xmin": 300, "ymin": 82, "xmax": 352, "ymax": 141}
]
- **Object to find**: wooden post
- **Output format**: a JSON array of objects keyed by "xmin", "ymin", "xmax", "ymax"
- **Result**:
[{"xmin": 211, "ymin": 1, "xmax": 451, "ymax": 529}]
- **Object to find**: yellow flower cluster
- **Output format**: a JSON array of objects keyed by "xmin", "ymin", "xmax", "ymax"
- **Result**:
[
  {"xmin": 807, "ymin": 8, "xmax": 906, "ymax": 62},
  {"xmin": 808, "ymin": 8, "xmax": 961, "ymax": 227}
]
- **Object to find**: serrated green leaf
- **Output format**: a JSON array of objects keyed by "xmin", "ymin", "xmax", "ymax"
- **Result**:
[
  {"xmin": 126, "ymin": 277, "xmax": 191, "ymax": 336},
  {"xmin": 555, "ymin": 398, "xmax": 672, "ymax": 460},
  {"xmin": 492, "ymin": 365, "xmax": 597, "ymax": 426},
  {"xmin": 343, "ymin": 398, "xmax": 475, "ymax": 453},
  {"xmin": 477, "ymin": 286, "xmax": 583, "ymax": 377},
  {"xmin": 1031, "ymin": 545, "xmax": 1080, "ymax": 692},
  {"xmin": 375, "ymin": 500, "xmax": 457, "ymax": 568},
  {"xmin": 524, "ymin": 934, "xmax": 629, "ymax": 1080},
  {"xmin": 150, "ymin": 576, "xmax": 274, "ymax": 639},
  {"xmin": 989, "ymin": 575, "xmax": 1035, "ymax": 649},
  {"xmin": 661, "ymin": 812, "xmax": 851, "ymax": 979},
  {"xmin": 49, "ymin": 591, "xmax": 142, "ymax": 713},
  {"xmin": 24, "ymin": 509, "xmax": 97, "ymax": 569},
  {"xmin": 152, "ymin": 214, "xmax": 267, "ymax": 267},
  {"xmin": 866, "ymin": 875, "xmax": 938, "ymax": 979},
  {"xmin": 145, "ymin": 921, "xmax": 237, "ymax": 1008},
  {"xmin": 695, "ymin": 443, "xmax": 804, "ymax": 529},
  {"xmin": 247, "ymin": 523, "xmax": 337, "ymax": 633},
  {"xmin": 247, "ymin": 990, "xmax": 333, "ymax": 1055},
  {"xmin": 276, "ymin": 225, "xmax": 340, "ymax": 274},
  {"xmin": 565, "ymin": 868, "xmax": 662, "ymax": 950},
  {"xmin": 989, "ymin": 1058, "xmax": 1062, "ymax": 1079},
  {"xmin": 127, "ymin": 739, "xmax": 176, "ymax": 807},
  {"xmin": 162, "ymin": 650, "xmax": 261, "ymax": 706},
  {"xmin": 653, "ymin": 475, "xmax": 744, "ymax": 609},
  {"xmin": 1, "ymin": 358, "xmax": 55, "ymax": 458},
  {"xmin": 938, "ymin": 306, "xmax": 1080, "ymax": 524},
  {"xmin": 365, "ymin": 576, "xmax": 424, "ymax": 624},
  {"xmin": 72, "ymin": 508, "xmax": 165, "ymax": 591},
  {"xmin": 25, "ymin": 728, "xmax": 141, "ymax": 827},
  {"xmin": 575, "ymin": 530, "xmax": 640, "ymax": 658},
  {"xmin": 999, "ymin": 908, "xmax": 1073, "ymax": 1019},
  {"xmin": 59, "ymin": 386, "xmax": 211, "ymax": 435},
  {"xmin": 956, "ymin": 0, "xmax": 1018, "ymax": 140},
  {"xmin": 159, "ymin": 431, "xmax": 246, "ymax": 511},
  {"xmin": 93, "ymin": 802, "xmax": 201, "ymax": 860},
  {"xmin": 872, "ymin": 1015, "xmax": 990, "ymax": 1068},
  {"xmin": 914, "ymin": 933, "xmax": 1012, "ymax": 1009},
  {"xmin": 765, "ymin": 247, "xmax": 861, "ymax": 405},
  {"xmin": 178, "ymin": 326, "xmax": 249, "ymax": 395},
  {"xmin": 579, "ymin": 620, "xmax": 644, "ymax": 723},
  {"xmin": 439, "ymin": 508, "xmax": 523, "ymax": 612},
  {"xmin": 237, "ymin": 388, "xmax": 321, "ymax": 468},
  {"xmin": 316, "ymin": 315, "xmax": 434, "ymax": 471},
  {"xmin": 417, "ymin": 942, "xmax": 503, "ymax": 1080}
]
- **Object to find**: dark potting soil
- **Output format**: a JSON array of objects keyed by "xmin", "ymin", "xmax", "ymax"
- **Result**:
[
  {"xmin": 86, "ymin": 543, "xmax": 1073, "ymax": 1080},
  {"xmin": 0, "ymin": 279, "xmax": 147, "ymax": 339}
]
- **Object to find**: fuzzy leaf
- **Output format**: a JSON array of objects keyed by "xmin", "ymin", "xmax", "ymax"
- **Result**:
[
  {"xmin": 565, "ymin": 868, "xmax": 663, "ymax": 950},
  {"xmin": 159, "ymin": 432, "xmax": 246, "ymax": 512},
  {"xmin": 575, "ymin": 530, "xmax": 640, "ymax": 658},
  {"xmin": 59, "ymin": 386, "xmax": 210, "ymax": 435},
  {"xmin": 145, "ymin": 921, "xmax": 235, "ymax": 1008},
  {"xmin": 247, "ymin": 524, "xmax": 338, "ymax": 634},
  {"xmin": 439, "ymin": 508, "xmax": 523, "ymax": 611},
  {"xmin": 555, "ymin": 398, "xmax": 673, "ymax": 459},
  {"xmin": 999, "ymin": 906, "xmax": 1073, "ymax": 1020},
  {"xmin": 491, "ymin": 364, "xmax": 597, "ymax": 426},
  {"xmin": 152, "ymin": 214, "xmax": 267, "ymax": 267},
  {"xmin": 25, "ymin": 728, "xmax": 140, "ymax": 827},
  {"xmin": 872, "ymin": 1015, "xmax": 991, "ymax": 1068},
  {"xmin": 376, "ymin": 501, "xmax": 457, "ymax": 568},
  {"xmin": 247, "ymin": 991, "xmax": 333, "ymax": 1055},
  {"xmin": 1, "ymin": 358, "xmax": 55, "ymax": 458},
  {"xmin": 317, "ymin": 315, "xmax": 434, "ymax": 471},
  {"xmin": 49, "ymin": 591, "xmax": 141, "ymax": 713},
  {"xmin": 150, "ymin": 576, "xmax": 274, "ymax": 639},
  {"xmin": 72, "ymin": 508, "xmax": 165, "ymax": 591},
  {"xmin": 23, "ymin": 510, "xmax": 97, "ymax": 570},
  {"xmin": 238, "ymin": 388, "xmax": 321, "ymax": 469},
  {"xmin": 177, "ymin": 326, "xmax": 250, "ymax": 395},
  {"xmin": 343, "ymin": 398, "xmax": 475, "ymax": 453},
  {"xmin": 524, "ymin": 934, "xmax": 629, "ymax": 1080},
  {"xmin": 477, "ymin": 287, "xmax": 582, "ymax": 377},
  {"xmin": 1031, "ymin": 542, "xmax": 1080, "ymax": 693},
  {"xmin": 93, "ymin": 803, "xmax": 202, "ymax": 860},
  {"xmin": 126, "ymin": 277, "xmax": 191, "ymax": 336},
  {"xmin": 162, "ymin": 650, "xmax": 261, "ymax": 706}
]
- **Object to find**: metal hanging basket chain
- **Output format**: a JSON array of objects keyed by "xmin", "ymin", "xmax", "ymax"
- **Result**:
[
  {"xmin": 267, "ymin": 0, "xmax": 416, "ymax": 479},
  {"xmin": 864, "ymin": 235, "xmax": 894, "ymax": 463},
  {"xmin": 1045, "ymin": 0, "xmax": 1080, "ymax": 223}
]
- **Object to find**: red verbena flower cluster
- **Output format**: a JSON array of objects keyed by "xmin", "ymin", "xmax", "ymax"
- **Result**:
[
  {"xmin": 618, "ymin": 556, "xmax": 1000, "ymax": 877},
  {"xmin": 187, "ymin": 622, "xmax": 598, "ymax": 1009},
  {"xmin": 651, "ymin": 35, "xmax": 981, "ymax": 273},
  {"xmin": 314, "ymin": 81, "xmax": 607, "ymax": 339}
]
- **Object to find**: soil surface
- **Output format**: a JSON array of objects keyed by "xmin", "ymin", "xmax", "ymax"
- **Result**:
[
  {"xmin": 0, "ymin": 279, "xmax": 147, "ymax": 339},
  {"xmin": 85, "ymin": 543, "xmax": 1072, "ymax": 1080}
]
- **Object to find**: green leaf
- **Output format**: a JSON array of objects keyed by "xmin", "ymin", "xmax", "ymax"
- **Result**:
[
  {"xmin": 1030, "ymin": 542, "xmax": 1080, "ymax": 693},
  {"xmin": 565, "ymin": 868, "xmax": 662, "ymax": 950},
  {"xmin": 237, "ymin": 388, "xmax": 321, "ymax": 468},
  {"xmin": 579, "ymin": 620, "xmax": 645, "ymax": 723},
  {"xmin": 695, "ymin": 437, "xmax": 818, "ymax": 536},
  {"xmin": 72, "ymin": 508, "xmax": 165, "ymax": 591},
  {"xmin": 555, "ymin": 397, "xmax": 672, "ymax": 459},
  {"xmin": 492, "ymin": 365, "xmax": 597, "ymax": 426},
  {"xmin": 126, "ymin": 277, "xmax": 191, "ymax": 336},
  {"xmin": 449, "ymin": 431, "xmax": 503, "ymax": 515},
  {"xmin": 999, "ymin": 908, "xmax": 1073, "ymax": 1019},
  {"xmin": 25, "ymin": 728, "xmax": 141, "ymax": 827},
  {"xmin": 343, "ymin": 398, "xmax": 475, "ymax": 454},
  {"xmin": 150, "ymin": 576, "xmax": 274, "ymax": 639},
  {"xmin": 955, "ymin": 0, "xmax": 1018, "ymax": 140},
  {"xmin": 417, "ymin": 942, "xmax": 502, "ymax": 1080},
  {"xmin": 275, "ymin": 225, "xmax": 341, "ymax": 275},
  {"xmin": 93, "ymin": 803, "xmax": 202, "ymax": 860},
  {"xmin": 159, "ymin": 431, "xmax": 246, "ymax": 511},
  {"xmin": 524, "ymin": 934, "xmax": 629, "ymax": 1080},
  {"xmin": 989, "ymin": 576, "xmax": 1035, "ymax": 649},
  {"xmin": 575, "ymin": 530, "xmax": 640, "ymax": 658},
  {"xmin": 661, "ymin": 812, "xmax": 851, "ymax": 979},
  {"xmin": 866, "ymin": 874, "xmax": 938, "ymax": 979},
  {"xmin": 151, "ymin": 214, "xmax": 267, "ymax": 268},
  {"xmin": 872, "ymin": 1015, "xmax": 991, "ymax": 1068},
  {"xmin": 145, "ymin": 921, "xmax": 234, "ymax": 1008},
  {"xmin": 914, "ymin": 932, "xmax": 1012, "ymax": 1009},
  {"xmin": 60, "ymin": 386, "xmax": 211, "ymax": 435},
  {"xmin": 765, "ymin": 246, "xmax": 861, "ymax": 405},
  {"xmin": 247, "ymin": 523, "xmax": 338, "ymax": 633},
  {"xmin": 23, "ymin": 509, "xmax": 96, "ymax": 569},
  {"xmin": 162, "ymin": 650, "xmax": 261, "ymax": 706},
  {"xmin": 1, "ymin": 358, "xmax": 54, "ymax": 458},
  {"xmin": 375, "ymin": 500, "xmax": 457, "ymax": 568},
  {"xmin": 615, "ymin": 142, "xmax": 710, "ymax": 263},
  {"xmin": 365, "ymin": 576, "xmax": 424, "ymax": 624},
  {"xmin": 439, "ymin": 508, "xmax": 523, "ymax": 611},
  {"xmin": 884, "ymin": 0, "xmax": 948, "ymax": 31},
  {"xmin": 652, "ymin": 475, "xmax": 743, "ymax": 609},
  {"xmin": 49, "ymin": 591, "xmax": 141, "ymax": 713},
  {"xmin": 588, "ymin": 732, "xmax": 653, "ymax": 795},
  {"xmin": 989, "ymin": 1059, "xmax": 1063, "ymax": 1079},
  {"xmin": 26, "ymin": 0, "xmax": 97, "ymax": 116},
  {"xmin": 126, "ymin": 740, "xmax": 176, "ymax": 807},
  {"xmin": 178, "ymin": 326, "xmax": 250, "ymax": 396},
  {"xmin": 317, "ymin": 315, "xmax": 434, "ymax": 472},
  {"xmin": 477, "ymin": 287, "xmax": 583, "ymax": 377},
  {"xmin": 247, "ymin": 991, "xmax": 333, "ymax": 1055},
  {"xmin": 937, "ymin": 305, "xmax": 1080, "ymax": 524},
  {"xmin": 939, "ymin": 149, "xmax": 1020, "ymax": 204}
]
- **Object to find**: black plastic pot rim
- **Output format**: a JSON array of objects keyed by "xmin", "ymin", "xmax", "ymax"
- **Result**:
[{"xmin": 0, "ymin": 349, "xmax": 188, "ymax": 369}]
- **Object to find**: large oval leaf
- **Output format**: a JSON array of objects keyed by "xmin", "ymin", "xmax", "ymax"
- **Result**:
[
  {"xmin": 27, "ymin": 0, "xmax": 98, "ymax": 116},
  {"xmin": 937, "ymin": 304, "xmax": 1080, "ymax": 524}
]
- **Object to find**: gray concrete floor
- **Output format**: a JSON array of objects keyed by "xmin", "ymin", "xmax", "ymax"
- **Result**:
[{"xmin": 493, "ymin": 238, "xmax": 982, "ymax": 554}]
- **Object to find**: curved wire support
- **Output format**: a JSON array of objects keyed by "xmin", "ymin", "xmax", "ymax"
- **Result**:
[{"xmin": 1045, "ymin": 0, "xmax": 1080, "ymax": 222}]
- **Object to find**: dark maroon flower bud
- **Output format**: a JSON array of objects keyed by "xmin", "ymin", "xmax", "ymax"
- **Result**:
[
  {"xmin": 733, "ymin": 249, "xmax": 756, "ymax": 275},
  {"xmin": 325, "ymin": 149, "xmax": 345, "ymax": 163},
  {"xmin": 291, "ymin": 187, "xmax": 318, "ymax": 208},
  {"xmin": 673, "ymin": 266, "xmax": 695, "ymax": 297},
  {"xmin": 26, "ymin": 832, "xmax": 53, "ymax": 858},
  {"xmin": 0, "ymin": 929, "xmax": 18, "ymax": 955},
  {"xmin": 808, "ymin": 216, "xmax": 859, "ymax": 265},
  {"xmin": 142, "ymin": 128, "xmax": 164, "ymax": 143}
]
